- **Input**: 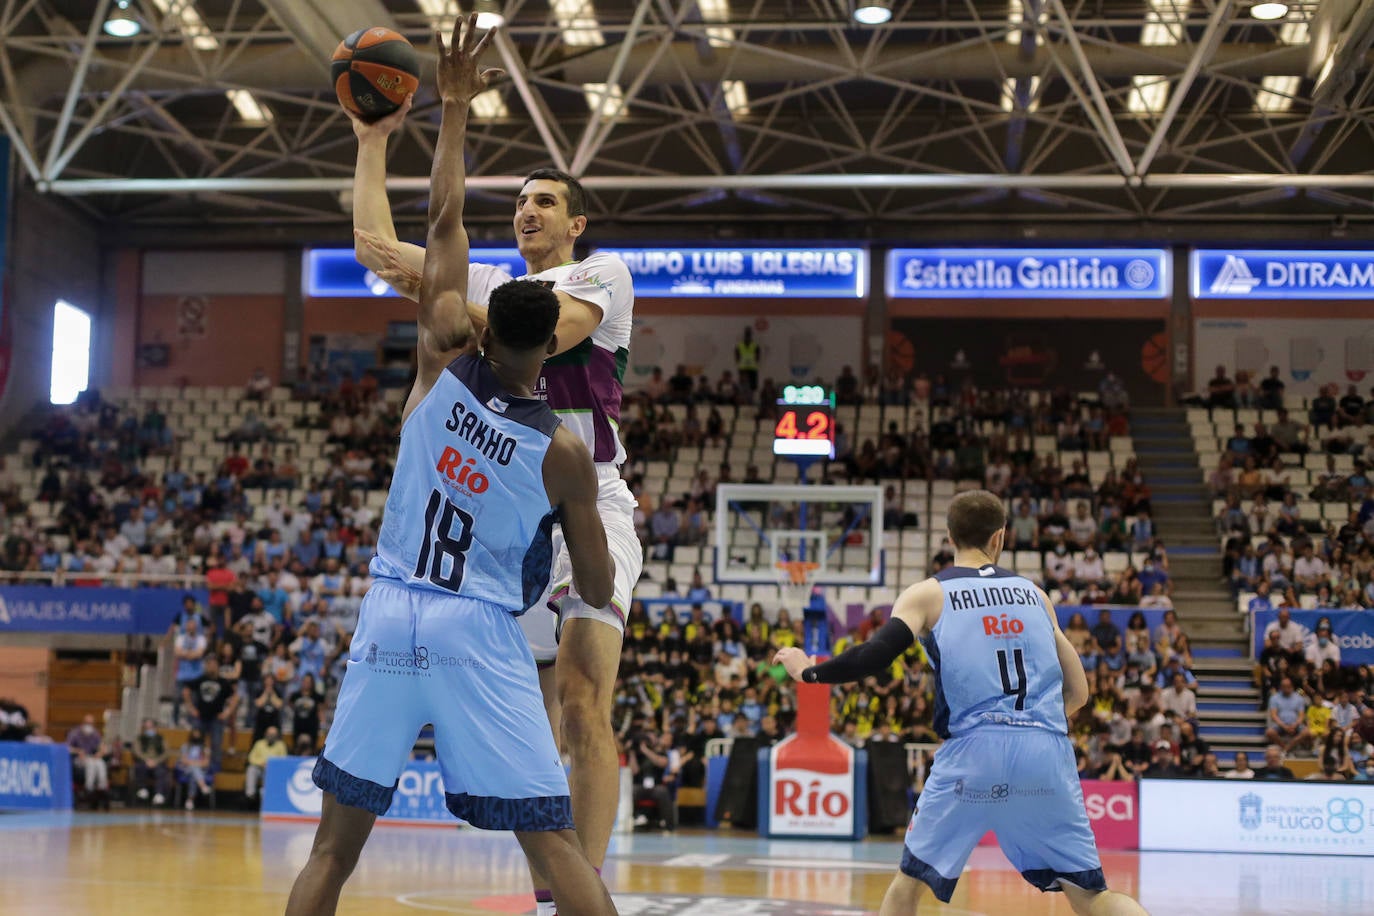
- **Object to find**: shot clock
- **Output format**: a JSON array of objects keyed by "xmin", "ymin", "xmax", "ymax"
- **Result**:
[{"xmin": 773, "ymin": 385, "xmax": 835, "ymax": 458}]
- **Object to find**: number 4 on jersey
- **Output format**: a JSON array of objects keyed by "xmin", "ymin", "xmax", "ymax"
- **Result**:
[{"xmin": 997, "ymin": 647, "xmax": 1028, "ymax": 711}]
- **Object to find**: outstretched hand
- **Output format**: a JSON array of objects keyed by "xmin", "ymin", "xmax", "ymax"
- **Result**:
[
  {"xmin": 773, "ymin": 647, "xmax": 816, "ymax": 682},
  {"xmin": 435, "ymin": 12, "xmax": 504, "ymax": 105},
  {"xmin": 355, "ymin": 229, "xmax": 422, "ymax": 299}
]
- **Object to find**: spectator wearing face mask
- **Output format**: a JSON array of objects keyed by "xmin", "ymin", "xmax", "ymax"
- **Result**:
[
  {"xmin": 1305, "ymin": 620, "xmax": 1341, "ymax": 669},
  {"xmin": 132, "ymin": 718, "xmax": 173, "ymax": 806},
  {"xmin": 66, "ymin": 714, "xmax": 111, "ymax": 808}
]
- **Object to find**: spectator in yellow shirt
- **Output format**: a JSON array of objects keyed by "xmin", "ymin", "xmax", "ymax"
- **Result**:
[{"xmin": 244, "ymin": 726, "xmax": 288, "ymax": 804}]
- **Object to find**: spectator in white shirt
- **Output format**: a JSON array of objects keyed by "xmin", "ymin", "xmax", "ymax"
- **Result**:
[
  {"xmin": 1263, "ymin": 607, "xmax": 1307, "ymax": 654},
  {"xmin": 1044, "ymin": 541, "xmax": 1074, "ymax": 588},
  {"xmin": 1072, "ymin": 548, "xmax": 1105, "ymax": 589},
  {"xmin": 246, "ymin": 366, "xmax": 273, "ymax": 400},
  {"xmin": 1224, "ymin": 751, "xmax": 1255, "ymax": 779},
  {"xmin": 1068, "ymin": 502, "xmax": 1098, "ymax": 550},
  {"xmin": 1139, "ymin": 583, "xmax": 1173, "ymax": 609},
  {"xmin": 1160, "ymin": 672, "xmax": 1198, "ymax": 724},
  {"xmin": 1304, "ymin": 620, "xmax": 1341, "ymax": 668},
  {"xmin": 1292, "ymin": 545, "xmax": 1329, "ymax": 592}
]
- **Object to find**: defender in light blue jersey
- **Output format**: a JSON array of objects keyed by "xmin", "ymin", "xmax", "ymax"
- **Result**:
[
  {"xmin": 776, "ymin": 491, "xmax": 1148, "ymax": 916},
  {"xmin": 287, "ymin": 18, "xmax": 617, "ymax": 916}
]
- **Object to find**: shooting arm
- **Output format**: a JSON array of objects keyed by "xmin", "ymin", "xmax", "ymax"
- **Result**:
[
  {"xmin": 352, "ymin": 115, "xmax": 426, "ymax": 280},
  {"xmin": 802, "ymin": 618, "xmax": 915, "ymax": 684}
]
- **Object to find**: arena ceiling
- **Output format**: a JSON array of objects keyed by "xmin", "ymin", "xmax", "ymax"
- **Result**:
[{"xmin": 3, "ymin": 0, "xmax": 1374, "ymax": 241}]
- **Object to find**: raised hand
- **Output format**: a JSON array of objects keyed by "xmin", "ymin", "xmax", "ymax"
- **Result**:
[
  {"xmin": 435, "ymin": 12, "xmax": 504, "ymax": 105},
  {"xmin": 348, "ymin": 93, "xmax": 413, "ymax": 141}
]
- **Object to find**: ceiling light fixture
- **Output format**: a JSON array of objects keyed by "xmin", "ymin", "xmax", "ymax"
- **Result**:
[
  {"xmin": 103, "ymin": 0, "xmax": 141, "ymax": 37},
  {"xmin": 475, "ymin": 0, "xmax": 505, "ymax": 29},
  {"xmin": 853, "ymin": 1, "xmax": 892, "ymax": 25},
  {"xmin": 1249, "ymin": 2, "xmax": 1289, "ymax": 20}
]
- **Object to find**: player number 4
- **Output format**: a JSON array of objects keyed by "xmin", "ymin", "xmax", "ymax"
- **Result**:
[
  {"xmin": 997, "ymin": 647, "xmax": 1028, "ymax": 711},
  {"xmin": 414, "ymin": 488, "xmax": 474, "ymax": 592}
]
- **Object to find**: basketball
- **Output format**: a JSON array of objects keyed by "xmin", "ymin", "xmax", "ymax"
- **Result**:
[
  {"xmin": 331, "ymin": 27, "xmax": 420, "ymax": 120},
  {"xmin": 1141, "ymin": 331, "xmax": 1169, "ymax": 383}
]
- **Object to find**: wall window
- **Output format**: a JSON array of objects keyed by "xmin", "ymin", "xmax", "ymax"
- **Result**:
[{"xmin": 50, "ymin": 300, "xmax": 91, "ymax": 405}]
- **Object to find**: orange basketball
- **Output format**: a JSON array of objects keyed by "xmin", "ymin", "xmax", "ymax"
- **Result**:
[
  {"xmin": 1141, "ymin": 331, "xmax": 1169, "ymax": 383},
  {"xmin": 885, "ymin": 330, "xmax": 916, "ymax": 375},
  {"xmin": 331, "ymin": 27, "xmax": 420, "ymax": 120}
]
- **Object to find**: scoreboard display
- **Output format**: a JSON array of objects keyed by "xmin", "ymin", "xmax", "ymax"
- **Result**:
[{"xmin": 773, "ymin": 385, "xmax": 835, "ymax": 458}]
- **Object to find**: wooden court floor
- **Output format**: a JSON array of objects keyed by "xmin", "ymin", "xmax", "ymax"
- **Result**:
[{"xmin": 0, "ymin": 811, "xmax": 1367, "ymax": 915}]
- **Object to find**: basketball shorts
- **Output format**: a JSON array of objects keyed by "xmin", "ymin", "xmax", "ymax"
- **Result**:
[
  {"xmin": 314, "ymin": 579, "xmax": 572, "ymax": 831},
  {"xmin": 519, "ymin": 466, "xmax": 642, "ymax": 664},
  {"xmin": 901, "ymin": 726, "xmax": 1105, "ymax": 903}
]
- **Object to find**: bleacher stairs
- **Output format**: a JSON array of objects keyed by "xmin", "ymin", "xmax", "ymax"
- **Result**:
[
  {"xmin": 1131, "ymin": 408, "xmax": 1260, "ymax": 761},
  {"xmin": 45, "ymin": 654, "xmax": 124, "ymax": 741}
]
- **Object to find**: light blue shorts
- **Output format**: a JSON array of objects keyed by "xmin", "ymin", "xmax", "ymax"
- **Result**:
[
  {"xmin": 902, "ymin": 726, "xmax": 1105, "ymax": 903},
  {"xmin": 314, "ymin": 579, "xmax": 571, "ymax": 831}
]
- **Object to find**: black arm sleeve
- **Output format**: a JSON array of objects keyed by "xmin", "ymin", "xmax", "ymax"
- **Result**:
[{"xmin": 801, "ymin": 618, "xmax": 916, "ymax": 685}]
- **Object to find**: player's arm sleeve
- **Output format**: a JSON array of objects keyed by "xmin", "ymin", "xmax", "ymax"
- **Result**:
[
  {"xmin": 546, "ymin": 430, "xmax": 614, "ymax": 609},
  {"xmin": 548, "ymin": 252, "xmax": 631, "ymax": 357},
  {"xmin": 802, "ymin": 618, "xmax": 915, "ymax": 685}
]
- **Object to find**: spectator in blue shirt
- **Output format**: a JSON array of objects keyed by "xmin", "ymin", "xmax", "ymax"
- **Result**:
[
  {"xmin": 1265, "ymin": 677, "xmax": 1311, "ymax": 754},
  {"xmin": 1155, "ymin": 656, "xmax": 1198, "ymax": 689},
  {"xmin": 257, "ymin": 573, "xmax": 290, "ymax": 624},
  {"xmin": 173, "ymin": 617, "xmax": 208, "ymax": 725},
  {"xmin": 1138, "ymin": 558, "xmax": 1170, "ymax": 595},
  {"xmin": 1248, "ymin": 581, "xmax": 1275, "ymax": 615},
  {"xmin": 290, "ymin": 530, "xmax": 321, "ymax": 571},
  {"xmin": 1226, "ymin": 425, "xmax": 1251, "ymax": 455},
  {"xmin": 290, "ymin": 620, "xmax": 327, "ymax": 684}
]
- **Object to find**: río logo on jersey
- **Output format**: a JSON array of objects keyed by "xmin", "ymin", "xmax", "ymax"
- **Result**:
[{"xmin": 435, "ymin": 446, "xmax": 490, "ymax": 496}]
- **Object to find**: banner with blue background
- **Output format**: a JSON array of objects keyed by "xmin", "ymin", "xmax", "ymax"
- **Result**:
[
  {"xmin": 262, "ymin": 756, "xmax": 458, "ymax": 825},
  {"xmin": 306, "ymin": 247, "xmax": 526, "ymax": 297},
  {"xmin": 597, "ymin": 246, "xmax": 867, "ymax": 298},
  {"xmin": 886, "ymin": 248, "xmax": 1169, "ymax": 299},
  {"xmin": 1249, "ymin": 609, "xmax": 1374, "ymax": 665},
  {"xmin": 1193, "ymin": 249, "xmax": 1374, "ymax": 299},
  {"xmin": 0, "ymin": 742, "xmax": 73, "ymax": 811},
  {"xmin": 0, "ymin": 587, "xmax": 208, "ymax": 635}
]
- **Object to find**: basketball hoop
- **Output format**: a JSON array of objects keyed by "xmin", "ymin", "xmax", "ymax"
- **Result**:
[
  {"xmin": 775, "ymin": 560, "xmax": 819, "ymax": 586},
  {"xmin": 773, "ymin": 560, "xmax": 820, "ymax": 615}
]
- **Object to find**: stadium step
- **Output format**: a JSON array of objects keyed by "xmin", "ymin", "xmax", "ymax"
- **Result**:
[
  {"xmin": 1198, "ymin": 700, "xmax": 1260, "ymax": 713},
  {"xmin": 1203, "ymin": 725, "xmax": 1267, "ymax": 738},
  {"xmin": 1195, "ymin": 686, "xmax": 1258, "ymax": 702}
]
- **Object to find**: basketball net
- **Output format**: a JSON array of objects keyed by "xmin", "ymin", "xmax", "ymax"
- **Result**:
[{"xmin": 774, "ymin": 560, "xmax": 819, "ymax": 610}]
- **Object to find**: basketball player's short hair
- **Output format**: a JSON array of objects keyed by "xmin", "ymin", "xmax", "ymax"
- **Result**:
[
  {"xmin": 946, "ymin": 489, "xmax": 1007, "ymax": 551},
  {"xmin": 524, "ymin": 168, "xmax": 587, "ymax": 217},
  {"xmin": 488, "ymin": 280, "xmax": 560, "ymax": 352}
]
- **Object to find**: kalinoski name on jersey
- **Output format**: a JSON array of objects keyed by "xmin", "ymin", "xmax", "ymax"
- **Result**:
[{"xmin": 946, "ymin": 585, "xmax": 1041, "ymax": 611}]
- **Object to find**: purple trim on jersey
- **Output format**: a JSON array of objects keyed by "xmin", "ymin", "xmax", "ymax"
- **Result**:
[{"xmin": 541, "ymin": 347, "xmax": 624, "ymax": 463}]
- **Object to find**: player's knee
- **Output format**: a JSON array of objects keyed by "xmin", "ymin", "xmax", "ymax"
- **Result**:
[
  {"xmin": 311, "ymin": 832, "xmax": 365, "ymax": 877},
  {"xmin": 560, "ymin": 695, "xmax": 612, "ymax": 751}
]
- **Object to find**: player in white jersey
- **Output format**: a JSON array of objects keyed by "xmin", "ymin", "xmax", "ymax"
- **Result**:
[{"xmin": 350, "ymin": 91, "xmax": 639, "ymax": 915}]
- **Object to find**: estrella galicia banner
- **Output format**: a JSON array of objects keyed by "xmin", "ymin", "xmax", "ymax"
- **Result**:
[
  {"xmin": 306, "ymin": 247, "xmax": 526, "ymax": 297},
  {"xmin": 1249, "ymin": 609, "xmax": 1374, "ymax": 665},
  {"xmin": 0, "ymin": 741, "xmax": 73, "ymax": 811},
  {"xmin": 888, "ymin": 317, "xmax": 1169, "ymax": 405},
  {"xmin": 886, "ymin": 248, "xmax": 1168, "ymax": 298},
  {"xmin": 596, "ymin": 247, "xmax": 868, "ymax": 298},
  {"xmin": 0, "ymin": 587, "xmax": 209, "ymax": 635},
  {"xmin": 1140, "ymin": 779, "xmax": 1374, "ymax": 855},
  {"xmin": 1193, "ymin": 249, "xmax": 1374, "ymax": 299},
  {"xmin": 262, "ymin": 756, "xmax": 458, "ymax": 826}
]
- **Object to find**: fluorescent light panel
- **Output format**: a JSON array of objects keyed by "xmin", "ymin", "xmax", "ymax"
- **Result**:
[
  {"xmin": 226, "ymin": 89, "xmax": 273, "ymax": 125},
  {"xmin": 471, "ymin": 89, "xmax": 508, "ymax": 118},
  {"xmin": 1005, "ymin": 0, "xmax": 1045, "ymax": 45},
  {"xmin": 1256, "ymin": 74, "xmax": 1298, "ymax": 113},
  {"xmin": 149, "ymin": 0, "xmax": 218, "ymax": 50},
  {"xmin": 722, "ymin": 79, "xmax": 750, "ymax": 115},
  {"xmin": 550, "ymin": 0, "xmax": 604, "ymax": 46},
  {"xmin": 1130, "ymin": 0, "xmax": 1189, "ymax": 114},
  {"xmin": 699, "ymin": 0, "xmax": 735, "ymax": 47},
  {"xmin": 582, "ymin": 82, "xmax": 624, "ymax": 119},
  {"xmin": 1000, "ymin": 76, "xmax": 1041, "ymax": 113}
]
